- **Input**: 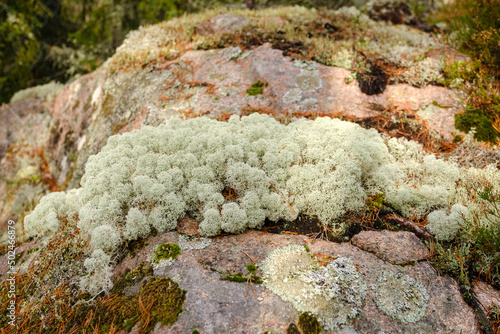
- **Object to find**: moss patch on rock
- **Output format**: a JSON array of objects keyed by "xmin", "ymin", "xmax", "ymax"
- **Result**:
[
  {"xmin": 222, "ymin": 271, "xmax": 263, "ymax": 284},
  {"xmin": 141, "ymin": 277, "xmax": 186, "ymax": 328},
  {"xmin": 455, "ymin": 108, "xmax": 500, "ymax": 144},
  {"xmin": 82, "ymin": 276, "xmax": 186, "ymax": 333},
  {"xmin": 287, "ymin": 323, "xmax": 301, "ymax": 334},
  {"xmin": 153, "ymin": 243, "xmax": 181, "ymax": 264},
  {"xmin": 111, "ymin": 261, "xmax": 153, "ymax": 295},
  {"xmin": 246, "ymin": 80, "xmax": 267, "ymax": 96},
  {"xmin": 298, "ymin": 312, "xmax": 323, "ymax": 334}
]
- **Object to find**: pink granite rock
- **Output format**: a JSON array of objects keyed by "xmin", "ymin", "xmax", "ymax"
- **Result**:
[
  {"xmin": 473, "ymin": 281, "xmax": 500, "ymax": 314},
  {"xmin": 351, "ymin": 230, "xmax": 430, "ymax": 265},
  {"xmin": 112, "ymin": 230, "xmax": 478, "ymax": 334}
]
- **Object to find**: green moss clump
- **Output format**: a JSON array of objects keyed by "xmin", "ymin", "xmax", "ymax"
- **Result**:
[
  {"xmin": 440, "ymin": 0, "xmax": 500, "ymax": 75},
  {"xmin": 123, "ymin": 315, "xmax": 140, "ymax": 331},
  {"xmin": 224, "ymin": 273, "xmax": 247, "ymax": 283},
  {"xmin": 246, "ymin": 81, "xmax": 267, "ymax": 96},
  {"xmin": 432, "ymin": 100, "xmax": 450, "ymax": 109},
  {"xmin": 399, "ymin": 260, "xmax": 418, "ymax": 267},
  {"xmin": 367, "ymin": 193, "xmax": 385, "ymax": 209},
  {"xmin": 298, "ymin": 312, "xmax": 323, "ymax": 334},
  {"xmin": 0, "ymin": 282, "xmax": 11, "ymax": 327},
  {"xmin": 452, "ymin": 134, "xmax": 463, "ymax": 143},
  {"xmin": 140, "ymin": 277, "xmax": 186, "ymax": 328},
  {"xmin": 27, "ymin": 246, "xmax": 39, "ymax": 254},
  {"xmin": 246, "ymin": 264, "xmax": 257, "ymax": 274},
  {"xmin": 111, "ymin": 262, "xmax": 153, "ymax": 295},
  {"xmin": 192, "ymin": 330, "xmax": 200, "ymax": 334},
  {"xmin": 442, "ymin": 61, "xmax": 479, "ymax": 86},
  {"xmin": 14, "ymin": 252, "xmax": 23, "ymax": 263},
  {"xmin": 488, "ymin": 305, "xmax": 500, "ymax": 333},
  {"xmin": 441, "ymin": 60, "xmax": 500, "ymax": 144},
  {"xmin": 19, "ymin": 274, "xmax": 185, "ymax": 333},
  {"xmin": 287, "ymin": 323, "xmax": 301, "ymax": 334},
  {"xmin": 455, "ymin": 108, "xmax": 500, "ymax": 143},
  {"xmin": 95, "ymin": 277, "xmax": 185, "ymax": 333},
  {"xmin": 153, "ymin": 243, "xmax": 181, "ymax": 264},
  {"xmin": 222, "ymin": 272, "xmax": 263, "ymax": 284}
]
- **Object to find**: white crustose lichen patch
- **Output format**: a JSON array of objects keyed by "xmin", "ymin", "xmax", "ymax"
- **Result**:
[
  {"xmin": 261, "ymin": 244, "xmax": 367, "ymax": 330},
  {"xmin": 374, "ymin": 270, "xmax": 429, "ymax": 323},
  {"xmin": 178, "ymin": 234, "xmax": 212, "ymax": 250}
]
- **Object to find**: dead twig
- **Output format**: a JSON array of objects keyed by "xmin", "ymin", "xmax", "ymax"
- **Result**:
[{"xmin": 385, "ymin": 214, "xmax": 434, "ymax": 240}]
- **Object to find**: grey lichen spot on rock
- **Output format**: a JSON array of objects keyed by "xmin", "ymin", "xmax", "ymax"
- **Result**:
[
  {"xmin": 417, "ymin": 103, "xmax": 439, "ymax": 120},
  {"xmin": 207, "ymin": 72, "xmax": 228, "ymax": 81},
  {"xmin": 195, "ymin": 14, "xmax": 247, "ymax": 36},
  {"xmin": 218, "ymin": 85, "xmax": 239, "ymax": 97},
  {"xmin": 224, "ymin": 46, "xmax": 243, "ymax": 61},
  {"xmin": 301, "ymin": 97, "xmax": 318, "ymax": 110},
  {"xmin": 283, "ymin": 88, "xmax": 302, "ymax": 104},
  {"xmin": 374, "ymin": 270, "xmax": 429, "ymax": 323},
  {"xmin": 239, "ymin": 50, "xmax": 254, "ymax": 61},
  {"xmin": 292, "ymin": 59, "xmax": 322, "ymax": 91},
  {"xmin": 216, "ymin": 104, "xmax": 243, "ymax": 116},
  {"xmin": 293, "ymin": 60, "xmax": 319, "ymax": 71},
  {"xmin": 261, "ymin": 244, "xmax": 367, "ymax": 330},
  {"xmin": 178, "ymin": 234, "xmax": 212, "ymax": 250},
  {"xmin": 10, "ymin": 81, "xmax": 64, "ymax": 103},
  {"xmin": 296, "ymin": 73, "xmax": 321, "ymax": 91},
  {"xmin": 162, "ymin": 86, "xmax": 205, "ymax": 112}
]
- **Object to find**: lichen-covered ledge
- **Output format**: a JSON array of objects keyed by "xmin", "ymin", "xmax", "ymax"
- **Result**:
[
  {"xmin": 1, "ymin": 5, "xmax": 480, "ymax": 240},
  {"xmin": 24, "ymin": 114, "xmax": 499, "ymax": 295}
]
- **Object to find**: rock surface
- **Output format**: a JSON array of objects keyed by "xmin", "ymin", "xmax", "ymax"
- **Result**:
[
  {"xmin": 351, "ymin": 230, "xmax": 429, "ymax": 265},
  {"xmin": 107, "ymin": 229, "xmax": 478, "ymax": 334},
  {"xmin": 0, "ymin": 43, "xmax": 465, "ymax": 235},
  {"xmin": 473, "ymin": 281, "xmax": 500, "ymax": 314}
]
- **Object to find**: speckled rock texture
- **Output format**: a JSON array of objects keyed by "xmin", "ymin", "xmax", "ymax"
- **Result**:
[
  {"xmin": 473, "ymin": 281, "xmax": 500, "ymax": 314},
  {"xmin": 351, "ymin": 230, "xmax": 429, "ymax": 264},
  {"xmin": 109, "ymin": 229, "xmax": 478, "ymax": 334}
]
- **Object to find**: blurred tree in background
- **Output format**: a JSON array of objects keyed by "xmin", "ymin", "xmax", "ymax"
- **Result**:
[{"xmin": 0, "ymin": 0, "xmax": 51, "ymax": 103}]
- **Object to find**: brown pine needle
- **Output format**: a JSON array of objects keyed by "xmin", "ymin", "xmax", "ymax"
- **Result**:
[
  {"xmin": 269, "ymin": 181, "xmax": 295, "ymax": 215},
  {"xmin": 241, "ymin": 250, "xmax": 256, "ymax": 264},
  {"xmin": 245, "ymin": 276, "xmax": 257, "ymax": 298}
]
